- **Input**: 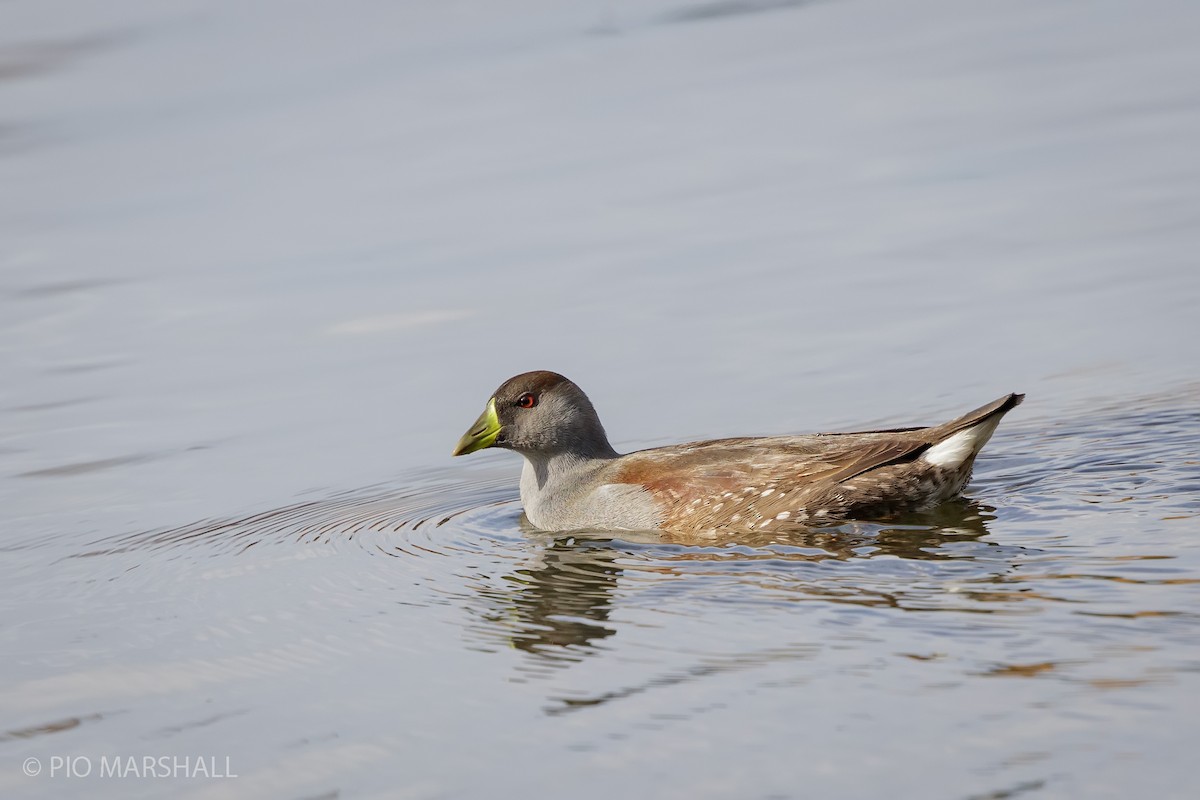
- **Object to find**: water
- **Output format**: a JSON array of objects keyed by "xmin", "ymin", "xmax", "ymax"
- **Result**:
[{"xmin": 3, "ymin": 0, "xmax": 1200, "ymax": 797}]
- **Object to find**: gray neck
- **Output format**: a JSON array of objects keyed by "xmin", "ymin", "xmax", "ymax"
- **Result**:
[
  {"xmin": 518, "ymin": 447, "xmax": 617, "ymax": 527},
  {"xmin": 520, "ymin": 446, "xmax": 616, "ymax": 490}
]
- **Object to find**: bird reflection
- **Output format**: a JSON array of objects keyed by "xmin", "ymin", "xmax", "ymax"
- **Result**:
[
  {"xmin": 647, "ymin": 497, "xmax": 997, "ymax": 560},
  {"xmin": 467, "ymin": 499, "xmax": 1000, "ymax": 673},
  {"xmin": 468, "ymin": 530, "xmax": 624, "ymax": 671}
]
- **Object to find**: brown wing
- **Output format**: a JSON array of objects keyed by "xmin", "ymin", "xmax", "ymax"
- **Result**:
[
  {"xmin": 604, "ymin": 393, "xmax": 1024, "ymax": 530},
  {"xmin": 789, "ymin": 393, "xmax": 1024, "ymax": 518},
  {"xmin": 606, "ymin": 432, "xmax": 930, "ymax": 529},
  {"xmin": 806, "ymin": 437, "xmax": 929, "ymax": 484}
]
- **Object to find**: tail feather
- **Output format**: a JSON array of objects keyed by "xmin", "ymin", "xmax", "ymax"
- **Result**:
[
  {"xmin": 939, "ymin": 392, "xmax": 1025, "ymax": 435},
  {"xmin": 923, "ymin": 392, "xmax": 1024, "ymax": 468}
]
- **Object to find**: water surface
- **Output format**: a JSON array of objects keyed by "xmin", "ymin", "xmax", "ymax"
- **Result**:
[{"xmin": 3, "ymin": 0, "xmax": 1199, "ymax": 798}]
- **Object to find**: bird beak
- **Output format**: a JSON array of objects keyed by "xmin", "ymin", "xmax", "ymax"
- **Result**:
[{"xmin": 452, "ymin": 397, "xmax": 501, "ymax": 456}]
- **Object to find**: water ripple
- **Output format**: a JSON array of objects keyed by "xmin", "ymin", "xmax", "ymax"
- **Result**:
[{"xmin": 38, "ymin": 390, "xmax": 1200, "ymax": 696}]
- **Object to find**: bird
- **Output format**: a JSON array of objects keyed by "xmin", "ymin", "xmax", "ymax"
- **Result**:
[{"xmin": 452, "ymin": 371, "xmax": 1023, "ymax": 532}]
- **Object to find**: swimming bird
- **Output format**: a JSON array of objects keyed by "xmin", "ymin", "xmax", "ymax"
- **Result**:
[{"xmin": 452, "ymin": 371, "xmax": 1023, "ymax": 532}]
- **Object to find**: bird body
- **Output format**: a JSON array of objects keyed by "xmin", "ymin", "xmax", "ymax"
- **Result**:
[{"xmin": 453, "ymin": 371, "xmax": 1023, "ymax": 532}]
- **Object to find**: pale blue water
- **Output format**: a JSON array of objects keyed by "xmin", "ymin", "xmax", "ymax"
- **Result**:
[{"xmin": 2, "ymin": 1, "xmax": 1199, "ymax": 798}]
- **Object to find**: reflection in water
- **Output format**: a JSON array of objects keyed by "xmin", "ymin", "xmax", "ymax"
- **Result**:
[
  {"xmin": 7, "ymin": 391, "xmax": 1199, "ymax": 797},
  {"xmin": 470, "ymin": 536, "xmax": 623, "ymax": 667},
  {"xmin": 462, "ymin": 498, "xmax": 1006, "ymax": 680},
  {"xmin": 653, "ymin": 496, "xmax": 998, "ymax": 558}
]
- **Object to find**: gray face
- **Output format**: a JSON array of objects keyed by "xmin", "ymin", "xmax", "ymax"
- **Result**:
[{"xmin": 492, "ymin": 371, "xmax": 614, "ymax": 458}]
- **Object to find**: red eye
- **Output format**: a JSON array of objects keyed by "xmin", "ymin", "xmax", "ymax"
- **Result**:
[{"xmin": 516, "ymin": 393, "xmax": 537, "ymax": 409}]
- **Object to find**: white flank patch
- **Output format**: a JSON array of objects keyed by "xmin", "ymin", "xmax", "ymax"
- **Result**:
[{"xmin": 923, "ymin": 417, "xmax": 1002, "ymax": 467}]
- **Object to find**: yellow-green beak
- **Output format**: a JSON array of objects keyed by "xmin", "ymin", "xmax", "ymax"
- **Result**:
[{"xmin": 452, "ymin": 397, "xmax": 501, "ymax": 456}]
